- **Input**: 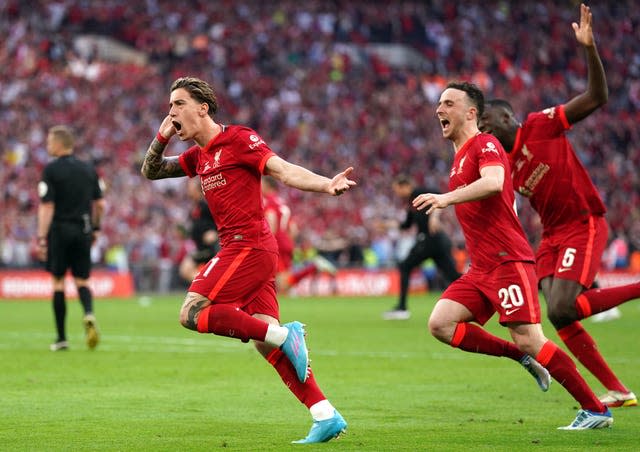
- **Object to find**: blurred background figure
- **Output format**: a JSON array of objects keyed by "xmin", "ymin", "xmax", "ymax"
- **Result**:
[
  {"xmin": 37, "ymin": 125, "xmax": 105, "ymax": 351},
  {"xmin": 262, "ymin": 176, "xmax": 336, "ymax": 294},
  {"xmin": 383, "ymin": 174, "xmax": 460, "ymax": 320},
  {"xmin": 178, "ymin": 178, "xmax": 219, "ymax": 283}
]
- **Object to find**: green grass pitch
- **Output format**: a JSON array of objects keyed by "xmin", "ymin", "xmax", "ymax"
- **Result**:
[{"xmin": 1, "ymin": 293, "xmax": 638, "ymax": 451}]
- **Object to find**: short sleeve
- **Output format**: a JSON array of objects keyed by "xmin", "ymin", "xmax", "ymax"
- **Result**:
[
  {"xmin": 525, "ymin": 105, "xmax": 570, "ymax": 138},
  {"xmin": 234, "ymin": 128, "xmax": 276, "ymax": 173},
  {"xmin": 93, "ymin": 172, "xmax": 104, "ymax": 200},
  {"xmin": 178, "ymin": 145, "xmax": 200, "ymax": 177},
  {"xmin": 38, "ymin": 166, "xmax": 54, "ymax": 202},
  {"xmin": 476, "ymin": 134, "xmax": 506, "ymax": 171}
]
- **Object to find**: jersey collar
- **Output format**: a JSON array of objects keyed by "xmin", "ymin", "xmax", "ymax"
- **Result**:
[{"xmin": 201, "ymin": 124, "xmax": 227, "ymax": 153}]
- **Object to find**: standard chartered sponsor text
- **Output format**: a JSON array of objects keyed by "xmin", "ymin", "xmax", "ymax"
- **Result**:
[{"xmin": 202, "ymin": 173, "xmax": 227, "ymax": 191}]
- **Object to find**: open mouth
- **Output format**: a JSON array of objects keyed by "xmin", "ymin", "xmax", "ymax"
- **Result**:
[
  {"xmin": 440, "ymin": 119, "xmax": 450, "ymax": 131},
  {"xmin": 172, "ymin": 121, "xmax": 182, "ymax": 131}
]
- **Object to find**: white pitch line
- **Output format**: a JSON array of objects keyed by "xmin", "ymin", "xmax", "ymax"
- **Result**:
[
  {"xmin": 0, "ymin": 331, "xmax": 439, "ymax": 359},
  {"xmin": 1, "ymin": 332, "xmax": 637, "ymax": 364}
]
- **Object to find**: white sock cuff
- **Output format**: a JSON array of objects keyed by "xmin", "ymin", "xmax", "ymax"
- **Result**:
[
  {"xmin": 309, "ymin": 399, "xmax": 335, "ymax": 421},
  {"xmin": 264, "ymin": 324, "xmax": 288, "ymax": 347}
]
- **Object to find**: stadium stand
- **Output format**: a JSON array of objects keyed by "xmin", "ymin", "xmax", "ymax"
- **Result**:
[{"xmin": 1, "ymin": 1, "xmax": 639, "ymax": 291}]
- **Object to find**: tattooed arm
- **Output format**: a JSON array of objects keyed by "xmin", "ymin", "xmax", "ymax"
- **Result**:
[
  {"xmin": 141, "ymin": 115, "xmax": 186, "ymax": 179},
  {"xmin": 140, "ymin": 136, "xmax": 186, "ymax": 179}
]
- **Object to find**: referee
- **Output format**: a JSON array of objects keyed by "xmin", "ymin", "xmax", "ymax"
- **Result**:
[
  {"xmin": 383, "ymin": 174, "xmax": 461, "ymax": 320},
  {"xmin": 36, "ymin": 125, "xmax": 105, "ymax": 351}
]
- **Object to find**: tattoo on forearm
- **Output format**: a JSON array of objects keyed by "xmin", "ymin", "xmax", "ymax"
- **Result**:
[
  {"xmin": 187, "ymin": 299, "xmax": 210, "ymax": 330},
  {"xmin": 141, "ymin": 138, "xmax": 166, "ymax": 177},
  {"xmin": 141, "ymin": 138, "xmax": 185, "ymax": 179}
]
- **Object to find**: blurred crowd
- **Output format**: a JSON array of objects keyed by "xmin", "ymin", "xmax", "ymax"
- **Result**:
[{"xmin": 2, "ymin": 0, "xmax": 640, "ymax": 288}]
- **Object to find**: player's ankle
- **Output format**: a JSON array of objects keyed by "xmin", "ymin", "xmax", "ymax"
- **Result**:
[{"xmin": 265, "ymin": 324, "xmax": 288, "ymax": 346}]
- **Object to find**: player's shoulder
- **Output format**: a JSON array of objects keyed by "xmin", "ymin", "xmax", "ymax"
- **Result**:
[
  {"xmin": 78, "ymin": 156, "xmax": 98, "ymax": 171},
  {"xmin": 524, "ymin": 105, "xmax": 563, "ymax": 125},
  {"xmin": 474, "ymin": 133, "xmax": 504, "ymax": 154},
  {"xmin": 47, "ymin": 155, "xmax": 75, "ymax": 171},
  {"xmin": 223, "ymin": 125, "xmax": 268, "ymax": 149},
  {"xmin": 43, "ymin": 158, "xmax": 58, "ymax": 171},
  {"xmin": 225, "ymin": 124, "xmax": 261, "ymax": 139}
]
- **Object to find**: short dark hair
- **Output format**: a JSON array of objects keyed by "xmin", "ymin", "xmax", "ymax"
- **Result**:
[
  {"xmin": 445, "ymin": 81, "xmax": 484, "ymax": 118},
  {"xmin": 485, "ymin": 98, "xmax": 515, "ymax": 114},
  {"xmin": 170, "ymin": 76, "xmax": 218, "ymax": 118},
  {"xmin": 393, "ymin": 173, "xmax": 413, "ymax": 186}
]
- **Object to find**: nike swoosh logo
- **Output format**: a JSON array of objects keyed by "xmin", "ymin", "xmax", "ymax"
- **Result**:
[
  {"xmin": 557, "ymin": 268, "xmax": 571, "ymax": 273},
  {"xmin": 192, "ymin": 278, "xmax": 205, "ymax": 282},
  {"xmin": 505, "ymin": 308, "xmax": 520, "ymax": 315}
]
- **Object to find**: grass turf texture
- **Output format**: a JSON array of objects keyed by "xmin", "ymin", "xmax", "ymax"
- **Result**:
[{"xmin": 0, "ymin": 293, "xmax": 638, "ymax": 451}]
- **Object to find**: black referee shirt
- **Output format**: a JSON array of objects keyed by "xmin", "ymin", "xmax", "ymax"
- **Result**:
[
  {"xmin": 38, "ymin": 155, "xmax": 103, "ymax": 225},
  {"xmin": 399, "ymin": 187, "xmax": 440, "ymax": 238}
]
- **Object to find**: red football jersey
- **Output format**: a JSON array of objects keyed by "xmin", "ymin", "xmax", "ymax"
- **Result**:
[
  {"xmin": 509, "ymin": 105, "xmax": 606, "ymax": 234},
  {"xmin": 263, "ymin": 191, "xmax": 295, "ymax": 257},
  {"xmin": 179, "ymin": 125, "xmax": 277, "ymax": 252},
  {"xmin": 449, "ymin": 133, "xmax": 535, "ymax": 273}
]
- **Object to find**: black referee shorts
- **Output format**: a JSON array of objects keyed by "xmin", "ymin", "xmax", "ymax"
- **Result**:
[{"xmin": 47, "ymin": 222, "xmax": 93, "ymax": 279}]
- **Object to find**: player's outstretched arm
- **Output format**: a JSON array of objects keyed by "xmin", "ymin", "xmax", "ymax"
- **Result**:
[
  {"xmin": 265, "ymin": 156, "xmax": 356, "ymax": 196},
  {"xmin": 328, "ymin": 167, "xmax": 357, "ymax": 196},
  {"xmin": 563, "ymin": 3, "xmax": 608, "ymax": 124}
]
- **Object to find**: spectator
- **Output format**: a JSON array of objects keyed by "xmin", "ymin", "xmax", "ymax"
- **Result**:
[{"xmin": 0, "ymin": 1, "xmax": 637, "ymax": 292}]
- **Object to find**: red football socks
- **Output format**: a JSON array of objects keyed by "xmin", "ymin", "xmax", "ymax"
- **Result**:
[
  {"xmin": 451, "ymin": 322, "xmax": 523, "ymax": 361},
  {"xmin": 557, "ymin": 322, "xmax": 628, "ymax": 393},
  {"xmin": 535, "ymin": 340, "xmax": 606, "ymax": 412},
  {"xmin": 575, "ymin": 283, "xmax": 640, "ymax": 318},
  {"xmin": 196, "ymin": 304, "xmax": 268, "ymax": 343},
  {"xmin": 266, "ymin": 348, "xmax": 326, "ymax": 408}
]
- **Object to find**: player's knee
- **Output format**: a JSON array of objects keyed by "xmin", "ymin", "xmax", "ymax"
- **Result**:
[
  {"xmin": 546, "ymin": 302, "xmax": 575, "ymax": 329},
  {"xmin": 179, "ymin": 313, "xmax": 189, "ymax": 329},
  {"xmin": 511, "ymin": 334, "xmax": 537, "ymax": 356},
  {"xmin": 427, "ymin": 316, "xmax": 450, "ymax": 342},
  {"xmin": 179, "ymin": 309, "xmax": 193, "ymax": 330},
  {"xmin": 179, "ymin": 304, "xmax": 199, "ymax": 331},
  {"xmin": 179, "ymin": 292, "xmax": 211, "ymax": 331}
]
